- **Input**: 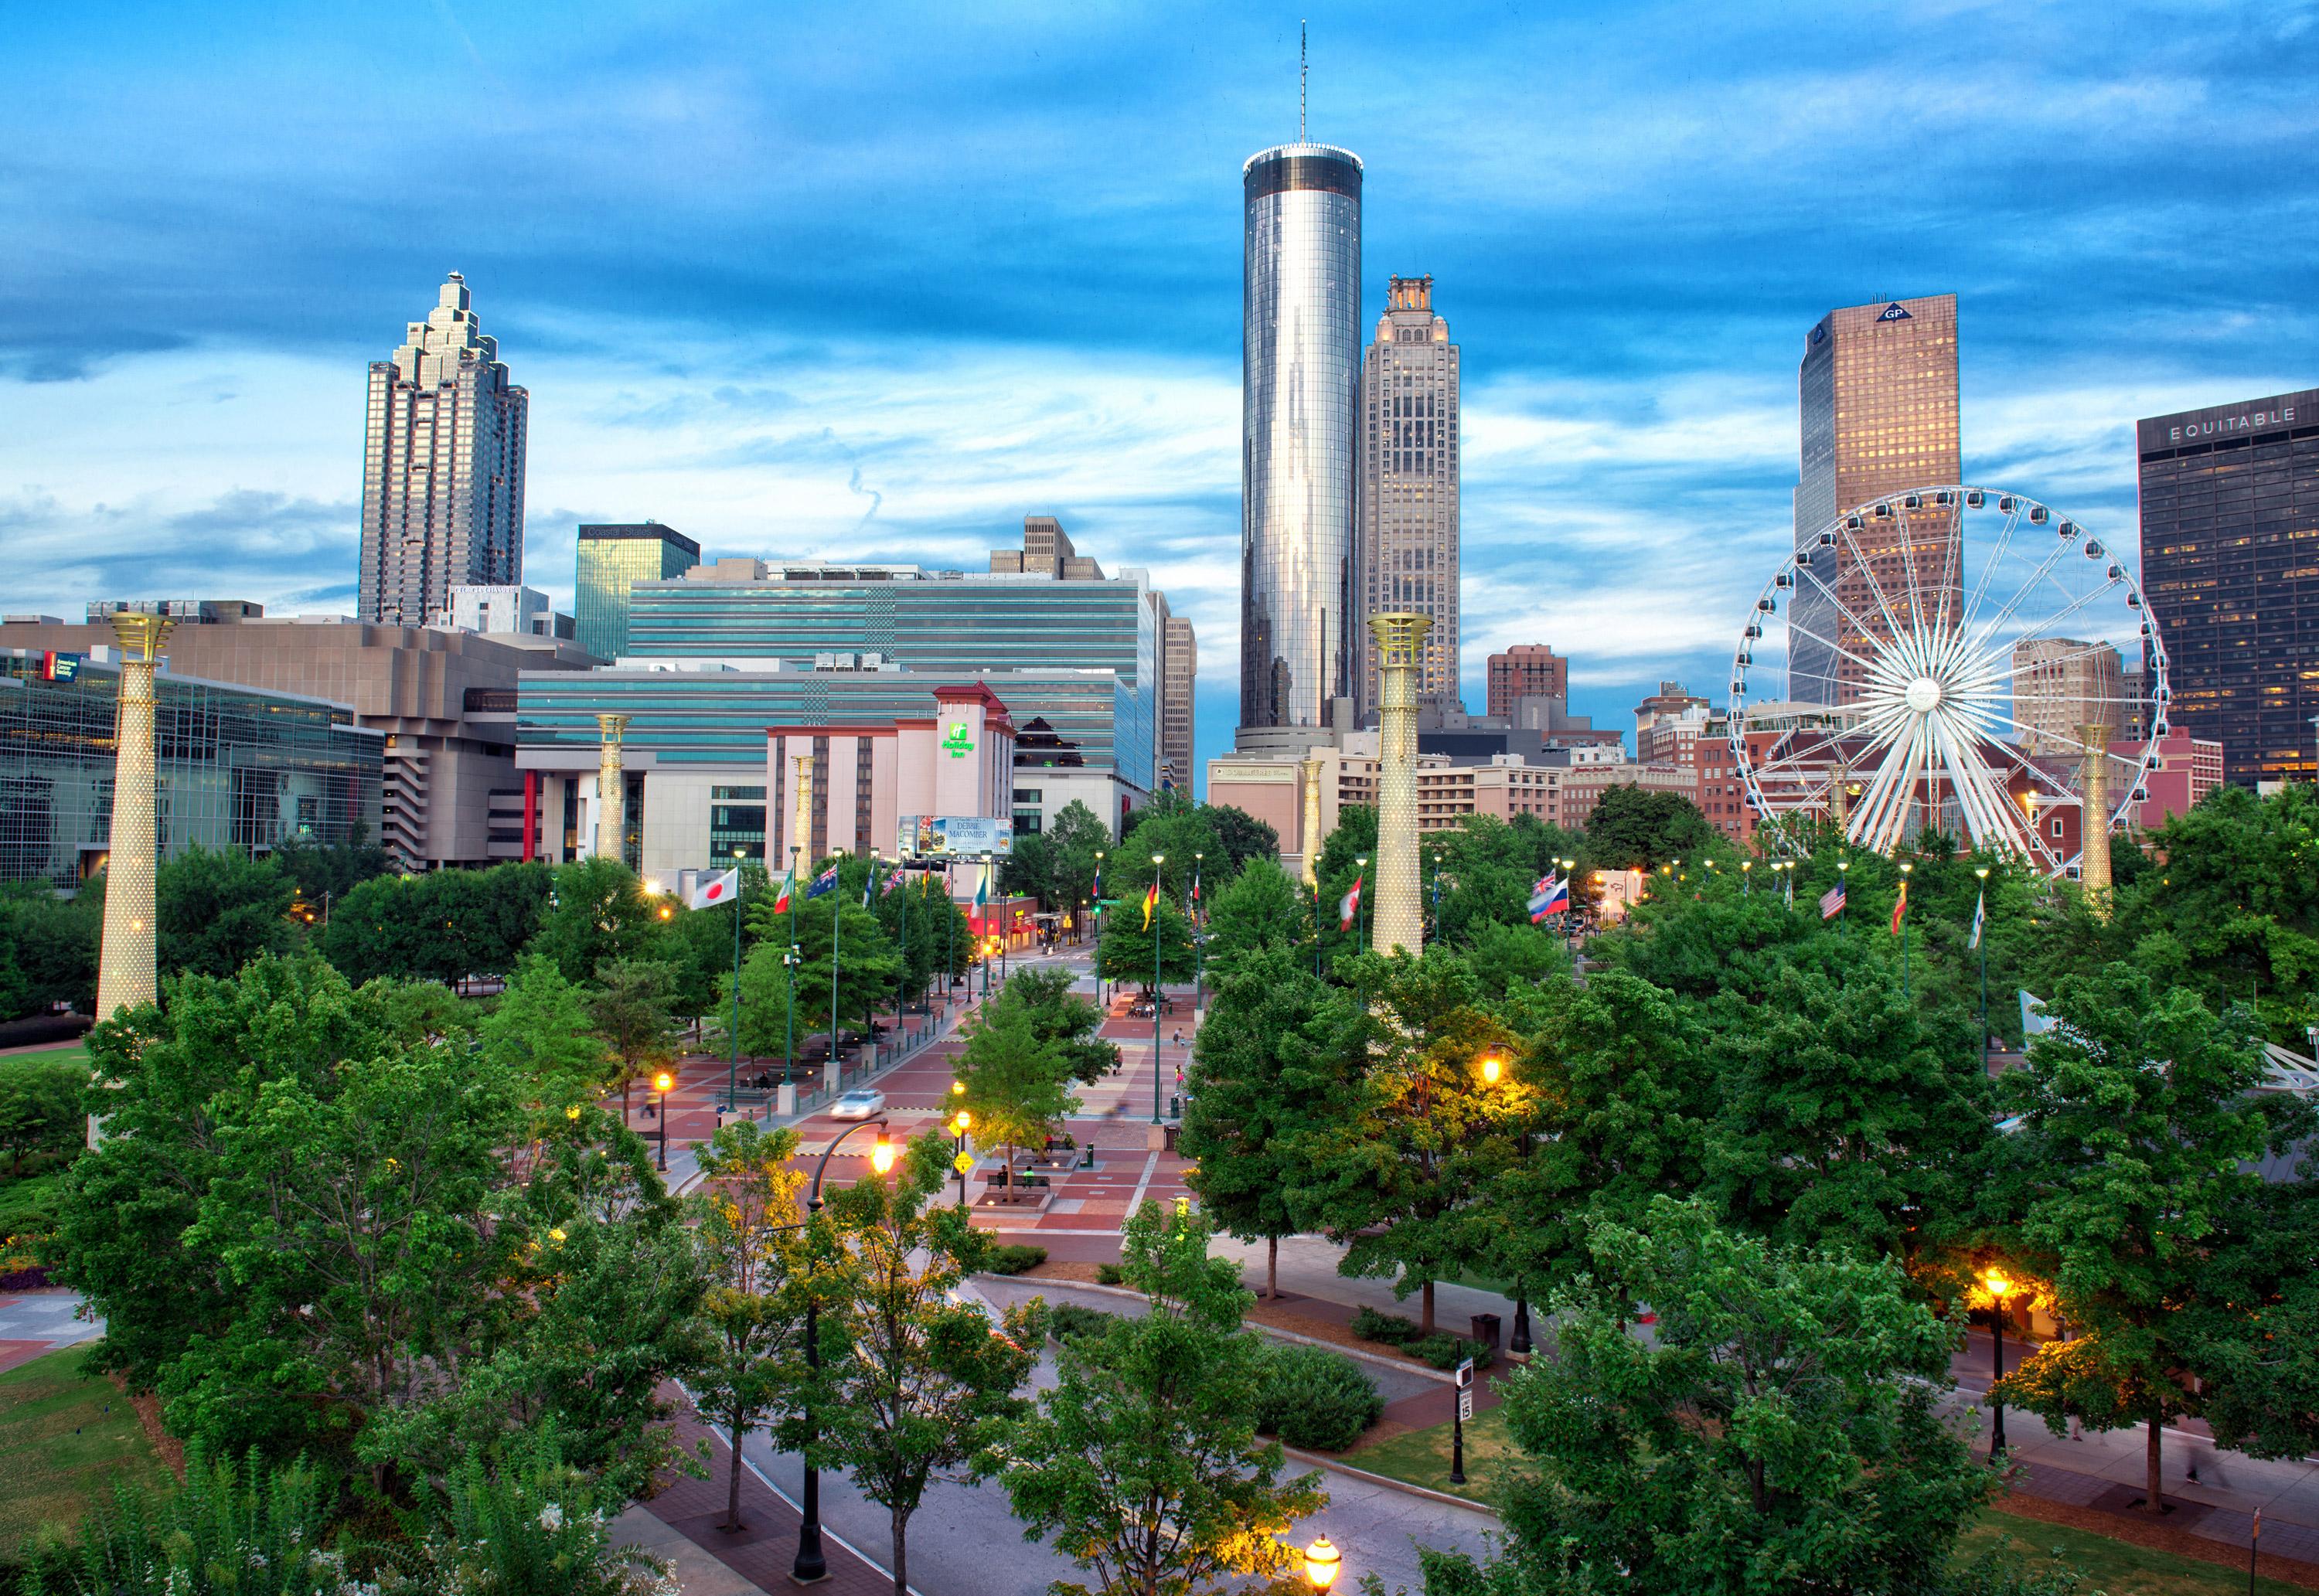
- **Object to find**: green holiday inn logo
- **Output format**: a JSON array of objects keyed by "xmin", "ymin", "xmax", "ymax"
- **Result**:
[{"xmin": 942, "ymin": 723, "xmax": 975, "ymax": 758}]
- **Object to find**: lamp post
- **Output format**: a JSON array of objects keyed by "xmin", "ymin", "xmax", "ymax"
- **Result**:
[
  {"xmin": 652, "ymin": 1068, "xmax": 675, "ymax": 1172},
  {"xmin": 1975, "ymin": 866, "xmax": 1991, "ymax": 1057},
  {"xmin": 1192, "ymin": 851, "xmax": 1204, "ymax": 1019},
  {"xmin": 725, "ymin": 846, "xmax": 747, "ymax": 1114},
  {"xmin": 1984, "ymin": 1269, "xmax": 2012, "ymax": 1457},
  {"xmin": 1151, "ymin": 852, "xmax": 1166, "ymax": 1125},
  {"xmin": 894, "ymin": 849, "xmax": 911, "ymax": 1029},
  {"xmin": 950, "ymin": 1083, "xmax": 972, "ymax": 1210},
  {"xmin": 945, "ymin": 870, "xmax": 959, "ymax": 1012},
  {"xmin": 1838, "ymin": 857, "xmax": 1851, "ymax": 933},
  {"xmin": 829, "ymin": 853, "xmax": 845, "ymax": 1087},
  {"xmin": 1430, "ymin": 849, "xmax": 1443, "ymax": 938},
  {"xmin": 784, "ymin": 943, "xmax": 801, "ymax": 1083},
  {"xmin": 1898, "ymin": 859, "xmax": 1914, "ymax": 995},
  {"xmin": 1303, "ymin": 1536, "xmax": 1342, "ymax": 1594},
  {"xmin": 1092, "ymin": 849, "xmax": 1106, "ymax": 1006},
  {"xmin": 1355, "ymin": 855, "xmax": 1370, "ymax": 949},
  {"xmin": 1741, "ymin": 859, "xmax": 1752, "ymax": 895},
  {"xmin": 792, "ymin": 1119, "xmax": 899, "ymax": 1584},
  {"xmin": 1559, "ymin": 856, "xmax": 1578, "ymax": 951}
]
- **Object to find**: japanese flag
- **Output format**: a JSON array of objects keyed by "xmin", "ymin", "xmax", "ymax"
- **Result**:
[{"xmin": 687, "ymin": 869, "xmax": 740, "ymax": 910}]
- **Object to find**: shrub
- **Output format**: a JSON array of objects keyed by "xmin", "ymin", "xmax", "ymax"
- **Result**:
[
  {"xmin": 1094, "ymin": 1262, "xmax": 1125, "ymax": 1286},
  {"xmin": 19, "ymin": 1446, "xmax": 347, "ymax": 1596},
  {"xmin": 1411, "ymin": 1332, "xmax": 1496, "ymax": 1372},
  {"xmin": 1047, "ymin": 1303, "xmax": 1114, "ymax": 1343},
  {"xmin": 983, "ymin": 1244, "xmax": 1047, "ymax": 1276},
  {"xmin": 1350, "ymin": 1305, "xmax": 1422, "ymax": 1346},
  {"xmin": 1252, "ymin": 1343, "xmax": 1384, "ymax": 1451}
]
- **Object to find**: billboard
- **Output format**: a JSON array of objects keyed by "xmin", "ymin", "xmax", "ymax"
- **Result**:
[{"xmin": 899, "ymin": 815, "xmax": 1014, "ymax": 858}]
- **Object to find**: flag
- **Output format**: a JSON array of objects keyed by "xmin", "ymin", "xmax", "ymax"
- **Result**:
[
  {"xmin": 771, "ymin": 865, "xmax": 796, "ymax": 914},
  {"xmin": 1189, "ymin": 863, "xmax": 1201, "ymax": 910},
  {"xmin": 1820, "ymin": 879, "xmax": 1846, "ymax": 920},
  {"xmin": 1890, "ymin": 879, "xmax": 1908, "ymax": 936},
  {"xmin": 861, "ymin": 857, "xmax": 880, "ymax": 907},
  {"xmin": 1339, "ymin": 873, "xmax": 1364, "ymax": 931},
  {"xmin": 1091, "ymin": 861, "xmax": 1102, "ymax": 902},
  {"xmin": 686, "ymin": 869, "xmax": 739, "ymax": 910},
  {"xmin": 1141, "ymin": 876, "xmax": 1161, "ymax": 930},
  {"xmin": 805, "ymin": 864, "xmax": 839, "ymax": 900},
  {"xmin": 1970, "ymin": 888, "xmax": 1985, "ymax": 949},
  {"xmin": 883, "ymin": 865, "xmax": 904, "ymax": 896},
  {"xmin": 1527, "ymin": 873, "xmax": 1568, "ymax": 923},
  {"xmin": 975, "ymin": 866, "xmax": 989, "ymax": 913}
]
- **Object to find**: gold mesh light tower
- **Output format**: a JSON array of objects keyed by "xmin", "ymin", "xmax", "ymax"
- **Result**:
[
  {"xmin": 1299, "ymin": 755, "xmax": 1324, "ymax": 888},
  {"xmin": 1368, "ymin": 612, "xmax": 1431, "ymax": 955},
  {"xmin": 791, "ymin": 753, "xmax": 814, "ymax": 861},
  {"xmin": 94, "ymin": 612, "xmax": 176, "ymax": 1026},
  {"xmin": 594, "ymin": 714, "xmax": 629, "ymax": 863},
  {"xmin": 2079, "ymin": 722, "xmax": 2113, "ymax": 918}
]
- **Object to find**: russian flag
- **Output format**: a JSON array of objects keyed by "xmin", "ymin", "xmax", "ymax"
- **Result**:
[{"xmin": 1528, "ymin": 873, "xmax": 1568, "ymax": 923}]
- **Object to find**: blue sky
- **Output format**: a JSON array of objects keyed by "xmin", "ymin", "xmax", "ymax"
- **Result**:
[{"xmin": 5, "ymin": 1, "xmax": 2317, "ymax": 792}]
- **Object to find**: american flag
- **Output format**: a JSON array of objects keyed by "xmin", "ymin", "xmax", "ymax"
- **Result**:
[{"xmin": 1820, "ymin": 878, "xmax": 1846, "ymax": 920}]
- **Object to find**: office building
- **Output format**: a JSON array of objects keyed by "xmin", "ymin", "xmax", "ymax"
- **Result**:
[
  {"xmin": 576, "ymin": 522, "xmax": 699, "ymax": 660},
  {"xmin": 0, "ymin": 609, "xmax": 591, "ymax": 870},
  {"xmin": 1789, "ymin": 294, "xmax": 1961, "ymax": 706},
  {"xmin": 358, "ymin": 274, "xmax": 528, "ymax": 627},
  {"xmin": 1357, "ymin": 276, "xmax": 1461, "ymax": 716},
  {"xmin": 1162, "ymin": 612, "xmax": 1197, "ymax": 791},
  {"xmin": 1634, "ymin": 681, "xmax": 1714, "ymax": 764},
  {"xmin": 1486, "ymin": 645, "xmax": 1569, "ymax": 718},
  {"xmin": 1, "ymin": 647, "xmax": 382, "ymax": 889},
  {"xmin": 1241, "ymin": 138, "xmax": 1362, "ymax": 736},
  {"xmin": 990, "ymin": 516, "xmax": 1105, "ymax": 580},
  {"xmin": 448, "ymin": 585, "xmax": 572, "ymax": 640},
  {"xmin": 514, "ymin": 663, "xmax": 1142, "ymax": 877},
  {"xmin": 2011, "ymin": 638, "xmax": 2127, "ymax": 758},
  {"xmin": 2137, "ymin": 387, "xmax": 2319, "ymax": 787}
]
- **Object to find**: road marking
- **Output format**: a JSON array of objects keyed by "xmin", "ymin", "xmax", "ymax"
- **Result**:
[{"xmin": 1126, "ymin": 1149, "xmax": 1162, "ymax": 1210}]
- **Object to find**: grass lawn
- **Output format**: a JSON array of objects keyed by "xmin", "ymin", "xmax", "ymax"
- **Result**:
[
  {"xmin": 2, "ymin": 1043, "xmax": 89, "ymax": 1067},
  {"xmin": 1346, "ymin": 1409, "xmax": 2305, "ymax": 1595},
  {"xmin": 0, "ymin": 1342, "xmax": 168, "ymax": 1560}
]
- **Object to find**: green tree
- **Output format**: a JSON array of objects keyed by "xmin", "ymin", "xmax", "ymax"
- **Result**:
[
  {"xmin": 1313, "ymin": 805, "xmax": 1379, "ymax": 972},
  {"xmin": 1579, "ymin": 784, "xmax": 1718, "ymax": 872},
  {"xmin": 1292, "ymin": 949, "xmax": 1524, "ymax": 1332},
  {"xmin": 1000, "ymin": 964, "xmax": 1119, "ymax": 1086},
  {"xmin": 995, "ymin": 1200, "xmax": 1325, "ymax": 1596},
  {"xmin": 18, "ymin": 1446, "xmax": 346, "ymax": 1596},
  {"xmin": 531, "ymin": 856, "xmax": 669, "ymax": 985},
  {"xmin": 1199, "ymin": 856, "xmax": 1309, "ymax": 985},
  {"xmin": 0, "ymin": 1053, "xmax": 83, "ymax": 1175},
  {"xmin": 589, "ymin": 958, "xmax": 681, "ymax": 1124},
  {"xmin": 2177, "ymin": 1180, "xmax": 2319, "ymax": 1465},
  {"xmin": 478, "ymin": 955, "xmax": 611, "ymax": 1106},
  {"xmin": 952, "ymin": 999, "xmax": 1076, "ymax": 1176},
  {"xmin": 1097, "ymin": 897, "xmax": 1197, "ymax": 990},
  {"xmin": 1120, "ymin": 805, "xmax": 1224, "ymax": 907},
  {"xmin": 1180, "ymin": 948, "xmax": 1338, "ymax": 1297},
  {"xmin": 813, "ymin": 1131, "xmax": 1041, "ymax": 1596},
  {"xmin": 1989, "ymin": 962, "xmax": 2312, "ymax": 1513},
  {"xmin": 157, "ymin": 844, "xmax": 297, "ymax": 978},
  {"xmin": 0, "ymin": 883, "xmax": 100, "ymax": 1020},
  {"xmin": 1206, "ymin": 804, "xmax": 1281, "ymax": 875},
  {"xmin": 689, "ymin": 1119, "xmax": 809, "ymax": 1531},
  {"xmin": 1438, "ymin": 1196, "xmax": 1994, "ymax": 1596},
  {"xmin": 725, "ymin": 938, "xmax": 802, "ymax": 1067},
  {"xmin": 747, "ymin": 857, "xmax": 904, "ymax": 1046},
  {"xmin": 275, "ymin": 825, "xmax": 393, "ymax": 905},
  {"xmin": 1001, "ymin": 831, "xmax": 1064, "ymax": 911},
  {"xmin": 1046, "ymin": 799, "xmax": 1113, "ymax": 911}
]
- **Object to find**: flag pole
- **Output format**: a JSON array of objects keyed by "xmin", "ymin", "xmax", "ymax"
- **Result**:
[{"xmin": 728, "ymin": 848, "xmax": 744, "ymax": 1114}]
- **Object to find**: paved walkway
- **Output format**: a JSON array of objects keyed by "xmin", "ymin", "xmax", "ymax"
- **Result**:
[{"xmin": 0, "ymin": 1289, "xmax": 100, "ymax": 1373}]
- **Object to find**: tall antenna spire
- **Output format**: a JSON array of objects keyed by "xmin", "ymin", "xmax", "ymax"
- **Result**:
[{"xmin": 1299, "ymin": 19, "xmax": 1308, "ymax": 142}]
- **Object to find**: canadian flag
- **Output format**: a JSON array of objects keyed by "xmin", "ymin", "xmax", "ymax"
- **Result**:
[
  {"xmin": 1338, "ymin": 873, "xmax": 1363, "ymax": 931},
  {"xmin": 687, "ymin": 869, "xmax": 740, "ymax": 910}
]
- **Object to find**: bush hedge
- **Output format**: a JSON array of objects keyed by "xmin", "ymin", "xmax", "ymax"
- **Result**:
[
  {"xmin": 1252, "ymin": 1342, "xmax": 1384, "ymax": 1451},
  {"xmin": 1349, "ymin": 1306, "xmax": 1496, "ymax": 1370},
  {"xmin": 1047, "ymin": 1303, "xmax": 1115, "ymax": 1343},
  {"xmin": 1095, "ymin": 1262, "xmax": 1125, "ymax": 1286},
  {"xmin": 982, "ymin": 1244, "xmax": 1047, "ymax": 1276}
]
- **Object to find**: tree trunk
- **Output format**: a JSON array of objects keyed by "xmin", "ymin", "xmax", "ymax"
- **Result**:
[
  {"xmin": 1422, "ymin": 1278, "xmax": 1436, "ymax": 1335},
  {"xmin": 725, "ymin": 1415, "xmax": 745, "ymax": 1531},
  {"xmin": 890, "ymin": 1505, "xmax": 909, "ymax": 1596},
  {"xmin": 2144, "ymin": 1414, "xmax": 2165, "ymax": 1513},
  {"xmin": 1268, "ymin": 1234, "xmax": 1279, "ymax": 1299}
]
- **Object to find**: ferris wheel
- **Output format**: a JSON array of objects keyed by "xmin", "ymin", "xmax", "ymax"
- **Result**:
[{"xmin": 1728, "ymin": 485, "xmax": 2169, "ymax": 874}]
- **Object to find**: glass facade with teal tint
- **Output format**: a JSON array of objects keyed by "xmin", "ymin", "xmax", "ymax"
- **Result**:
[
  {"xmin": 516, "ymin": 669, "xmax": 1142, "ymax": 781},
  {"xmin": 621, "ymin": 574, "xmax": 1159, "ymax": 786},
  {"xmin": 574, "ymin": 523, "xmax": 700, "ymax": 660},
  {"xmin": 0, "ymin": 651, "xmax": 384, "ymax": 888}
]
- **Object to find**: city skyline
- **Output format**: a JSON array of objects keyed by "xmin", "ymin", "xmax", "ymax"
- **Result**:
[{"xmin": 6, "ymin": 3, "xmax": 2317, "ymax": 791}]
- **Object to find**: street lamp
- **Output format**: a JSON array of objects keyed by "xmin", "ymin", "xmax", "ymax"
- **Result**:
[
  {"xmin": 782, "ymin": 943, "xmax": 802, "ymax": 1083},
  {"xmin": 1838, "ymin": 857, "xmax": 1851, "ymax": 933},
  {"xmin": 1193, "ymin": 852, "xmax": 1205, "ymax": 1019},
  {"xmin": 1354, "ymin": 855, "xmax": 1370, "ymax": 948},
  {"xmin": 1975, "ymin": 866, "xmax": 1991, "ymax": 1056},
  {"xmin": 652, "ymin": 1068, "xmax": 676, "ymax": 1172},
  {"xmin": 1479, "ymin": 1053, "xmax": 1502, "ymax": 1085},
  {"xmin": 1303, "ymin": 1536, "xmax": 1342, "ymax": 1593},
  {"xmin": 792, "ymin": 1118, "xmax": 897, "ymax": 1583},
  {"xmin": 950, "ymin": 1101, "xmax": 972, "ymax": 1209},
  {"xmin": 1093, "ymin": 850, "xmax": 1107, "ymax": 1006},
  {"xmin": 1150, "ymin": 852, "xmax": 1166, "ymax": 1125},
  {"xmin": 1984, "ymin": 1269, "xmax": 2012, "ymax": 1457},
  {"xmin": 1741, "ymin": 859, "xmax": 1752, "ymax": 893},
  {"xmin": 1898, "ymin": 859, "xmax": 1914, "ymax": 995}
]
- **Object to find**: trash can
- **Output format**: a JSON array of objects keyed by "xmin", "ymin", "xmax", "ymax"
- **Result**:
[
  {"xmin": 1163, "ymin": 1125, "xmax": 1180, "ymax": 1152},
  {"xmin": 1470, "ymin": 1312, "xmax": 1502, "ymax": 1351}
]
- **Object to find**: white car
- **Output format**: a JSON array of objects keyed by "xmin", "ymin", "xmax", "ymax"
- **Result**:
[{"xmin": 829, "ymin": 1088, "xmax": 887, "ymax": 1120}]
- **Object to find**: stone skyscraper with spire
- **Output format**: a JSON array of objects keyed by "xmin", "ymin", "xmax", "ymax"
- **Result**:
[{"xmin": 358, "ymin": 273, "xmax": 529, "ymax": 626}]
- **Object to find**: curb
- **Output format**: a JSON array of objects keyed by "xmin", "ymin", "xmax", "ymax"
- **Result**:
[{"xmin": 1282, "ymin": 1445, "xmax": 1503, "ymax": 1516}]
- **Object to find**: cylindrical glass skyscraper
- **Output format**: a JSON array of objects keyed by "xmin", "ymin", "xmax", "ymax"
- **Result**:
[{"xmin": 1241, "ymin": 141, "xmax": 1362, "ymax": 732}]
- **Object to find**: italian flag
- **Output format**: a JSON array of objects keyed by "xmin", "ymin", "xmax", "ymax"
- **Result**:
[{"xmin": 772, "ymin": 866, "xmax": 795, "ymax": 914}]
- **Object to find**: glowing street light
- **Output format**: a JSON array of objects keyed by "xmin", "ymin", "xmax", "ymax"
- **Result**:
[{"xmin": 1303, "ymin": 1537, "xmax": 1342, "ymax": 1593}]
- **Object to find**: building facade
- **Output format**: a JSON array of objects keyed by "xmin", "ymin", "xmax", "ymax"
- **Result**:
[
  {"xmin": 575, "ymin": 522, "xmax": 700, "ymax": 661},
  {"xmin": 2011, "ymin": 638, "xmax": 2127, "ymax": 758},
  {"xmin": 448, "ymin": 585, "xmax": 571, "ymax": 639},
  {"xmin": 1634, "ymin": 681, "xmax": 1713, "ymax": 764},
  {"xmin": 1241, "ymin": 140, "xmax": 1363, "ymax": 735},
  {"xmin": 1357, "ymin": 275, "xmax": 1460, "ymax": 716},
  {"xmin": 1162, "ymin": 613, "xmax": 1196, "ymax": 792},
  {"xmin": 0, "ymin": 648, "xmax": 382, "ymax": 889},
  {"xmin": 0, "ymin": 611, "xmax": 591, "ymax": 871},
  {"xmin": 2137, "ymin": 387, "xmax": 2319, "ymax": 787},
  {"xmin": 1789, "ymin": 294, "xmax": 1962, "ymax": 706},
  {"xmin": 359, "ymin": 274, "xmax": 528, "ymax": 627},
  {"xmin": 1486, "ymin": 645, "xmax": 1569, "ymax": 718}
]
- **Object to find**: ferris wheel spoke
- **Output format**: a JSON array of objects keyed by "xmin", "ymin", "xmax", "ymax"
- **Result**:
[
  {"xmin": 1965, "ymin": 531, "xmax": 2097, "ymax": 656},
  {"xmin": 1933, "ymin": 496, "xmax": 1967, "ymax": 645},
  {"xmin": 1957, "ymin": 498, "xmax": 2028, "ymax": 636},
  {"xmin": 1779, "ymin": 615, "xmax": 1898, "ymax": 686},
  {"xmin": 1794, "ymin": 561, "xmax": 1903, "ymax": 659},
  {"xmin": 1929, "ymin": 717, "xmax": 2011, "ymax": 852},
  {"xmin": 1889, "ymin": 501, "xmax": 1946, "ymax": 652},
  {"xmin": 1847, "ymin": 719, "xmax": 1923, "ymax": 850},
  {"xmin": 1995, "ymin": 635, "xmax": 2140, "ymax": 681},
  {"xmin": 1990, "ymin": 580, "xmax": 2126, "ymax": 665},
  {"xmin": 1834, "ymin": 517, "xmax": 1916, "ymax": 660}
]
